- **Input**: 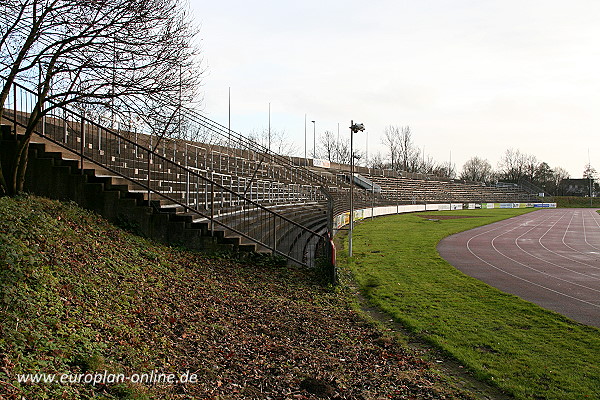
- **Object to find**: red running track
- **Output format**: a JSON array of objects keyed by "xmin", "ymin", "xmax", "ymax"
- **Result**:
[{"xmin": 437, "ymin": 208, "xmax": 600, "ymax": 328}]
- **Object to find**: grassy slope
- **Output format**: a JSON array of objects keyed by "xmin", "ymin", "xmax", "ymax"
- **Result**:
[
  {"xmin": 0, "ymin": 195, "xmax": 476, "ymax": 400},
  {"xmin": 337, "ymin": 209, "xmax": 600, "ymax": 400},
  {"xmin": 554, "ymin": 196, "xmax": 600, "ymax": 208}
]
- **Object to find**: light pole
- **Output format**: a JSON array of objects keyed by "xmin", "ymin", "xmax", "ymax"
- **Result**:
[
  {"xmin": 365, "ymin": 130, "xmax": 368, "ymax": 164},
  {"xmin": 304, "ymin": 114, "xmax": 307, "ymax": 164},
  {"xmin": 311, "ymin": 120, "xmax": 316, "ymax": 158},
  {"xmin": 228, "ymin": 87, "xmax": 231, "ymax": 147},
  {"xmin": 349, "ymin": 120, "xmax": 365, "ymax": 257}
]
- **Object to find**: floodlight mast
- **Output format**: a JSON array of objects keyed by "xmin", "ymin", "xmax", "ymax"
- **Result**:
[
  {"xmin": 349, "ymin": 120, "xmax": 365, "ymax": 257},
  {"xmin": 311, "ymin": 120, "xmax": 316, "ymax": 158}
]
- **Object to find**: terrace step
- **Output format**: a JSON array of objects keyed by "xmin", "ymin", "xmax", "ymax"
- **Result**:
[{"xmin": 2, "ymin": 133, "xmax": 304, "ymax": 257}]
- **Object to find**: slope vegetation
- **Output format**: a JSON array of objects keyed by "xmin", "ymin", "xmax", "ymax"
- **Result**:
[{"xmin": 0, "ymin": 195, "xmax": 474, "ymax": 399}]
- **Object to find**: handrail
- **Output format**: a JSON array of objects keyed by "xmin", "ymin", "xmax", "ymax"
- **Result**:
[
  {"xmin": 2, "ymin": 77, "xmax": 329, "ymax": 268},
  {"xmin": 184, "ymin": 110, "xmax": 336, "ymax": 187}
]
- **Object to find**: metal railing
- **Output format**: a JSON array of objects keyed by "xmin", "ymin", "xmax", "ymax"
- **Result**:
[
  {"xmin": 1, "ymin": 75, "xmax": 543, "ymax": 270},
  {"xmin": 1, "ymin": 77, "xmax": 332, "ymax": 269},
  {"xmin": 517, "ymin": 179, "xmax": 553, "ymax": 202}
]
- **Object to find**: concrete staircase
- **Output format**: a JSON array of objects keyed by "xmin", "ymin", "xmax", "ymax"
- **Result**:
[
  {"xmin": 1, "ymin": 124, "xmax": 332, "ymax": 266},
  {"xmin": 1, "ymin": 127, "xmax": 262, "ymax": 255}
]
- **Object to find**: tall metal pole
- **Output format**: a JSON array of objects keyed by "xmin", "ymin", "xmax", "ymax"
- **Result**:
[
  {"xmin": 348, "ymin": 121, "xmax": 364, "ymax": 256},
  {"xmin": 312, "ymin": 120, "xmax": 316, "ymax": 158},
  {"xmin": 311, "ymin": 120, "xmax": 316, "ymax": 158},
  {"xmin": 365, "ymin": 131, "xmax": 368, "ymax": 164},
  {"xmin": 228, "ymin": 87, "xmax": 231, "ymax": 147},
  {"xmin": 268, "ymin": 102, "xmax": 271, "ymax": 152},
  {"xmin": 349, "ymin": 120, "xmax": 354, "ymax": 257},
  {"xmin": 304, "ymin": 114, "xmax": 307, "ymax": 163}
]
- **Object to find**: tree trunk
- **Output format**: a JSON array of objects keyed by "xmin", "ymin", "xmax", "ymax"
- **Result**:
[
  {"xmin": 0, "ymin": 138, "xmax": 19, "ymax": 196},
  {"xmin": 6, "ymin": 106, "xmax": 39, "ymax": 196},
  {"xmin": 14, "ymin": 135, "xmax": 30, "ymax": 194}
]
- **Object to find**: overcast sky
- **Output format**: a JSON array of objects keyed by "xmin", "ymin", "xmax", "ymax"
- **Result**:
[{"xmin": 189, "ymin": 0, "xmax": 600, "ymax": 178}]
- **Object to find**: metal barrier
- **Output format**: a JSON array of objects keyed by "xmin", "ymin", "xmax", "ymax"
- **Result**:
[
  {"xmin": 1, "ymin": 75, "xmax": 543, "ymax": 274},
  {"xmin": 1, "ymin": 78, "xmax": 332, "ymax": 269}
]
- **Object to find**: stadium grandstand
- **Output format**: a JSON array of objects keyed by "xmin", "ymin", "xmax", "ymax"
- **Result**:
[{"xmin": 1, "ymin": 78, "xmax": 545, "ymax": 274}]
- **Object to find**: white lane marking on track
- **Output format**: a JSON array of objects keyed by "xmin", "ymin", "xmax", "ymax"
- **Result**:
[
  {"xmin": 463, "ymin": 210, "xmax": 600, "ymax": 309},
  {"xmin": 552, "ymin": 210, "xmax": 600, "ymax": 270},
  {"xmin": 583, "ymin": 209, "xmax": 600, "ymax": 252},
  {"xmin": 500, "ymin": 211, "xmax": 600, "ymax": 290},
  {"xmin": 560, "ymin": 210, "xmax": 593, "ymax": 256},
  {"xmin": 525, "ymin": 210, "xmax": 600, "ymax": 275}
]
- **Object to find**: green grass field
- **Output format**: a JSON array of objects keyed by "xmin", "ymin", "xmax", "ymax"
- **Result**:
[{"xmin": 337, "ymin": 209, "xmax": 600, "ymax": 400}]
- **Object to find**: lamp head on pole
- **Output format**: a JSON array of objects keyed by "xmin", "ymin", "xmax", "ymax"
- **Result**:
[{"xmin": 350, "ymin": 122, "xmax": 365, "ymax": 133}]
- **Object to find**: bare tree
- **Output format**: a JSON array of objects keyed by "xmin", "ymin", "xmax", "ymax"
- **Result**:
[
  {"xmin": 460, "ymin": 156, "xmax": 494, "ymax": 182},
  {"xmin": 406, "ymin": 146, "xmax": 424, "ymax": 173},
  {"xmin": 533, "ymin": 162, "xmax": 553, "ymax": 191},
  {"xmin": 0, "ymin": 0, "xmax": 77, "ymax": 120},
  {"xmin": 0, "ymin": 0, "xmax": 201, "ymax": 195},
  {"xmin": 382, "ymin": 125, "xmax": 399, "ymax": 170},
  {"xmin": 247, "ymin": 128, "xmax": 298, "ymax": 156},
  {"xmin": 397, "ymin": 125, "xmax": 414, "ymax": 171},
  {"xmin": 318, "ymin": 130, "xmax": 336, "ymax": 162},
  {"xmin": 523, "ymin": 154, "xmax": 538, "ymax": 181},
  {"xmin": 433, "ymin": 161, "xmax": 456, "ymax": 179},
  {"xmin": 334, "ymin": 137, "xmax": 350, "ymax": 164},
  {"xmin": 381, "ymin": 125, "xmax": 417, "ymax": 172},
  {"xmin": 497, "ymin": 148, "xmax": 530, "ymax": 182},
  {"xmin": 553, "ymin": 167, "xmax": 570, "ymax": 182},
  {"xmin": 552, "ymin": 167, "xmax": 570, "ymax": 196},
  {"xmin": 583, "ymin": 163, "xmax": 597, "ymax": 180},
  {"xmin": 368, "ymin": 152, "xmax": 388, "ymax": 170},
  {"xmin": 314, "ymin": 129, "xmax": 353, "ymax": 164},
  {"xmin": 419, "ymin": 154, "xmax": 437, "ymax": 176}
]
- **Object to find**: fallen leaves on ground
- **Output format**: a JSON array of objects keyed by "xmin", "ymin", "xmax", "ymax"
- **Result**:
[{"xmin": 0, "ymin": 195, "xmax": 473, "ymax": 399}]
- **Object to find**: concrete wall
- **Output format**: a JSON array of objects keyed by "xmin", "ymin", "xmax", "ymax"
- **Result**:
[{"xmin": 332, "ymin": 201, "xmax": 556, "ymax": 236}]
